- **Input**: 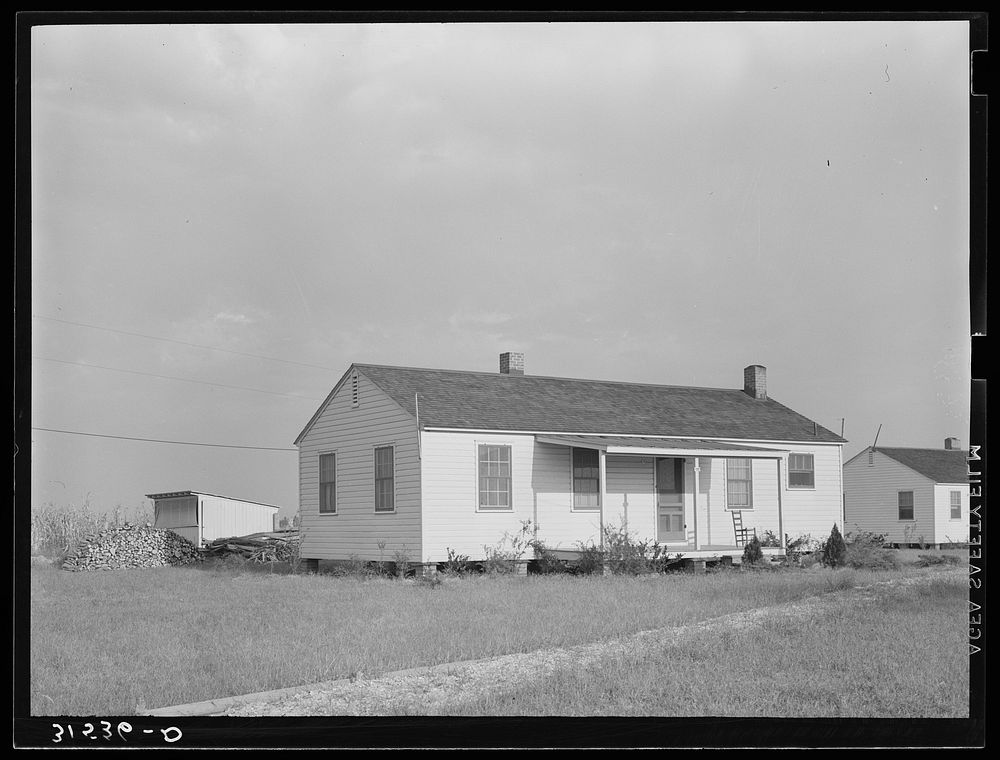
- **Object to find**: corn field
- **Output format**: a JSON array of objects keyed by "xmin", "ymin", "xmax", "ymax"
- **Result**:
[{"xmin": 30, "ymin": 503, "xmax": 154, "ymax": 558}]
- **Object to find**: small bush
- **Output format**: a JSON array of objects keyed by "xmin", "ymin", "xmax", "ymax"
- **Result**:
[
  {"xmin": 528, "ymin": 540, "xmax": 570, "ymax": 575},
  {"xmin": 440, "ymin": 547, "xmax": 475, "ymax": 575},
  {"xmin": 742, "ymin": 535, "xmax": 765, "ymax": 567},
  {"xmin": 393, "ymin": 547, "xmax": 413, "ymax": 578},
  {"xmin": 820, "ymin": 524, "xmax": 847, "ymax": 568},
  {"xmin": 914, "ymin": 553, "xmax": 962, "ymax": 568},
  {"xmin": 758, "ymin": 530, "xmax": 782, "ymax": 548},
  {"xmin": 571, "ymin": 541, "xmax": 605, "ymax": 575},
  {"xmin": 482, "ymin": 520, "xmax": 535, "ymax": 574}
]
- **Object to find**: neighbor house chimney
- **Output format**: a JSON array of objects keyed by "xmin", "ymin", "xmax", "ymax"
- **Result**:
[
  {"xmin": 500, "ymin": 352, "xmax": 524, "ymax": 376},
  {"xmin": 743, "ymin": 365, "xmax": 767, "ymax": 399},
  {"xmin": 944, "ymin": 437, "xmax": 961, "ymax": 450}
]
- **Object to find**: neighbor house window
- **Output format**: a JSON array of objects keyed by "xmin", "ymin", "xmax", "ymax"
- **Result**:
[
  {"xmin": 898, "ymin": 490, "xmax": 914, "ymax": 521},
  {"xmin": 374, "ymin": 446, "xmax": 394, "ymax": 512},
  {"xmin": 572, "ymin": 447, "xmax": 600, "ymax": 510},
  {"xmin": 726, "ymin": 458, "xmax": 753, "ymax": 510},
  {"xmin": 478, "ymin": 444, "xmax": 512, "ymax": 510},
  {"xmin": 319, "ymin": 453, "xmax": 337, "ymax": 514},
  {"xmin": 788, "ymin": 453, "xmax": 815, "ymax": 488},
  {"xmin": 950, "ymin": 490, "xmax": 962, "ymax": 519}
]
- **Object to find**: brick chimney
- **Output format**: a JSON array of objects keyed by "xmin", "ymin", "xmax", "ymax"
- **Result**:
[
  {"xmin": 499, "ymin": 352, "xmax": 524, "ymax": 375},
  {"xmin": 944, "ymin": 437, "xmax": 961, "ymax": 450},
  {"xmin": 743, "ymin": 365, "xmax": 767, "ymax": 399}
]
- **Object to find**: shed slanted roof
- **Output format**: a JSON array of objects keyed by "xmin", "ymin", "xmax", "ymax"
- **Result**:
[
  {"xmin": 145, "ymin": 491, "xmax": 281, "ymax": 509},
  {"xmin": 320, "ymin": 364, "xmax": 844, "ymax": 443},
  {"xmin": 874, "ymin": 447, "xmax": 970, "ymax": 484}
]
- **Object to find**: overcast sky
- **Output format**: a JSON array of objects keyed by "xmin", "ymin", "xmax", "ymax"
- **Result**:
[{"xmin": 28, "ymin": 19, "xmax": 973, "ymax": 519}]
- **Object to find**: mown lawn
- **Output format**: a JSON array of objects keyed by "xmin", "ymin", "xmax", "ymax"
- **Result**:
[{"xmin": 28, "ymin": 558, "xmax": 968, "ymax": 716}]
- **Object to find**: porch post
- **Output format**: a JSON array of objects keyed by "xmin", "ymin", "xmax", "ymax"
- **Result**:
[
  {"xmin": 598, "ymin": 448, "xmax": 607, "ymax": 549},
  {"xmin": 776, "ymin": 456, "xmax": 785, "ymax": 552},
  {"xmin": 693, "ymin": 458, "xmax": 701, "ymax": 550}
]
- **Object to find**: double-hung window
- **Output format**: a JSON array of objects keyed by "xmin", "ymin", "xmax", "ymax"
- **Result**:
[
  {"xmin": 374, "ymin": 446, "xmax": 395, "ymax": 512},
  {"xmin": 572, "ymin": 447, "xmax": 600, "ymax": 510},
  {"xmin": 950, "ymin": 490, "xmax": 962, "ymax": 519},
  {"xmin": 319, "ymin": 453, "xmax": 337, "ymax": 514},
  {"xmin": 898, "ymin": 491, "xmax": 914, "ymax": 521},
  {"xmin": 478, "ymin": 444, "xmax": 512, "ymax": 510},
  {"xmin": 726, "ymin": 458, "xmax": 753, "ymax": 510},
  {"xmin": 788, "ymin": 453, "xmax": 815, "ymax": 488}
]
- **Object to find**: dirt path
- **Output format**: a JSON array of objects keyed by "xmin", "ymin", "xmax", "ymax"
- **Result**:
[{"xmin": 182, "ymin": 568, "xmax": 963, "ymax": 717}]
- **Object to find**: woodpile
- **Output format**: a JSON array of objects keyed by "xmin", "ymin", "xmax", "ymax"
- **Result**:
[
  {"xmin": 61, "ymin": 523, "xmax": 201, "ymax": 571},
  {"xmin": 200, "ymin": 530, "xmax": 301, "ymax": 563}
]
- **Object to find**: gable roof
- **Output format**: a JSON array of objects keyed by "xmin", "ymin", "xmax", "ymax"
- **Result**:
[
  {"xmin": 870, "ymin": 447, "xmax": 969, "ymax": 484},
  {"xmin": 296, "ymin": 363, "xmax": 845, "ymax": 444}
]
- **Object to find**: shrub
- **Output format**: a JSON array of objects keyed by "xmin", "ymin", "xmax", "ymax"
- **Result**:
[
  {"xmin": 758, "ymin": 530, "xmax": 782, "ymax": 548},
  {"xmin": 820, "ymin": 524, "xmax": 847, "ymax": 568},
  {"xmin": 482, "ymin": 520, "xmax": 535, "ymax": 574},
  {"xmin": 844, "ymin": 531, "xmax": 899, "ymax": 570},
  {"xmin": 440, "ymin": 547, "xmax": 475, "ymax": 575},
  {"xmin": 784, "ymin": 533, "xmax": 822, "ymax": 565},
  {"xmin": 527, "ymin": 539, "xmax": 569, "ymax": 575},
  {"xmin": 393, "ymin": 547, "xmax": 413, "ymax": 578},
  {"xmin": 742, "ymin": 535, "xmax": 765, "ymax": 567},
  {"xmin": 914, "ymin": 553, "xmax": 962, "ymax": 568},
  {"xmin": 571, "ymin": 541, "xmax": 605, "ymax": 575}
]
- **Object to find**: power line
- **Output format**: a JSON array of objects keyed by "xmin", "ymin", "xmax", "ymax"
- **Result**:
[
  {"xmin": 32, "ymin": 314, "xmax": 339, "ymax": 372},
  {"xmin": 34, "ymin": 355, "xmax": 323, "ymax": 401},
  {"xmin": 31, "ymin": 426, "xmax": 297, "ymax": 451}
]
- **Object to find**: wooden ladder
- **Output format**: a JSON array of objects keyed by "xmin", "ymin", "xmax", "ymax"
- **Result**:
[{"xmin": 731, "ymin": 510, "xmax": 756, "ymax": 547}]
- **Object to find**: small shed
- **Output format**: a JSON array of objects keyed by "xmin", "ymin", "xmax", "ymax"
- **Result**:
[{"xmin": 146, "ymin": 490, "xmax": 281, "ymax": 546}]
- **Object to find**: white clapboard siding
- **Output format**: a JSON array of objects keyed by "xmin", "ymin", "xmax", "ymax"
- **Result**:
[
  {"xmin": 933, "ymin": 483, "xmax": 970, "ymax": 544},
  {"xmin": 198, "ymin": 494, "xmax": 278, "ymax": 543},
  {"xmin": 419, "ymin": 431, "xmax": 537, "ymax": 561},
  {"xmin": 843, "ymin": 450, "xmax": 936, "ymax": 544},
  {"xmin": 730, "ymin": 442, "xmax": 844, "ymax": 543},
  {"xmin": 298, "ymin": 370, "xmax": 421, "ymax": 561}
]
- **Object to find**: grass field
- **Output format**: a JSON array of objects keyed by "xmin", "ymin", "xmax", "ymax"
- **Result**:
[{"xmin": 27, "ymin": 551, "xmax": 969, "ymax": 717}]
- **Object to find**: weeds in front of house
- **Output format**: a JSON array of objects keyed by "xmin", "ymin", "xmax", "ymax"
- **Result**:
[
  {"xmin": 843, "ymin": 530, "xmax": 899, "ymax": 571},
  {"xmin": 914, "ymin": 553, "xmax": 962, "ymax": 568},
  {"xmin": 481, "ymin": 520, "xmax": 535, "ymax": 574},
  {"xmin": 570, "ymin": 522, "xmax": 684, "ymax": 576}
]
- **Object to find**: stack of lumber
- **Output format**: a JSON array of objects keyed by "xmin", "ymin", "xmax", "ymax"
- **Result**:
[
  {"xmin": 61, "ymin": 524, "xmax": 200, "ymax": 571},
  {"xmin": 200, "ymin": 530, "xmax": 301, "ymax": 563}
]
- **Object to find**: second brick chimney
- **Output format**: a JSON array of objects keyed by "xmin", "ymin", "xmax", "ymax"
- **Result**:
[
  {"xmin": 500, "ymin": 352, "xmax": 524, "ymax": 376},
  {"xmin": 743, "ymin": 365, "xmax": 767, "ymax": 399},
  {"xmin": 944, "ymin": 437, "xmax": 961, "ymax": 450}
]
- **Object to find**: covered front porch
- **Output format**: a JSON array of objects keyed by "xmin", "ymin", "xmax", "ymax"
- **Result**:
[{"xmin": 535, "ymin": 434, "xmax": 790, "ymax": 558}]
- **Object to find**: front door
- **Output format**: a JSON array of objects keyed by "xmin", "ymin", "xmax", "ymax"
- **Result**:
[{"xmin": 656, "ymin": 457, "xmax": 686, "ymax": 542}]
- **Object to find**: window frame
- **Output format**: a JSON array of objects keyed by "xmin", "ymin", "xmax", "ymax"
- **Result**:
[
  {"xmin": 949, "ymin": 490, "xmax": 962, "ymax": 520},
  {"xmin": 476, "ymin": 442, "xmax": 513, "ymax": 512},
  {"xmin": 787, "ymin": 452, "xmax": 815, "ymax": 489},
  {"xmin": 724, "ymin": 457, "xmax": 754, "ymax": 511},
  {"xmin": 373, "ymin": 444, "xmax": 396, "ymax": 513},
  {"xmin": 897, "ymin": 490, "xmax": 915, "ymax": 521},
  {"xmin": 570, "ymin": 447, "xmax": 601, "ymax": 511},
  {"xmin": 318, "ymin": 451, "xmax": 337, "ymax": 515}
]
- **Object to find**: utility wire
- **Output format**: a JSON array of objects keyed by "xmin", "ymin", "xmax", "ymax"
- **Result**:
[
  {"xmin": 31, "ymin": 426, "xmax": 297, "ymax": 451},
  {"xmin": 32, "ymin": 314, "xmax": 339, "ymax": 372},
  {"xmin": 34, "ymin": 355, "xmax": 323, "ymax": 401}
]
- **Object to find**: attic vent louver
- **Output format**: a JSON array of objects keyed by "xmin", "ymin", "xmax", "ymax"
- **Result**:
[{"xmin": 351, "ymin": 371, "xmax": 360, "ymax": 407}]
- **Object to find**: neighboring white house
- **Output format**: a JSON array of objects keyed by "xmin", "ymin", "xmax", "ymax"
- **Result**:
[
  {"xmin": 147, "ymin": 490, "xmax": 281, "ymax": 546},
  {"xmin": 294, "ymin": 354, "xmax": 846, "ymax": 567},
  {"xmin": 843, "ymin": 439, "xmax": 970, "ymax": 547}
]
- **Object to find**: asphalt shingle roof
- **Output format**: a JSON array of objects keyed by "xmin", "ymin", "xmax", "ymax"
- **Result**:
[
  {"xmin": 875, "ymin": 447, "xmax": 969, "ymax": 484},
  {"xmin": 353, "ymin": 364, "xmax": 845, "ymax": 443}
]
